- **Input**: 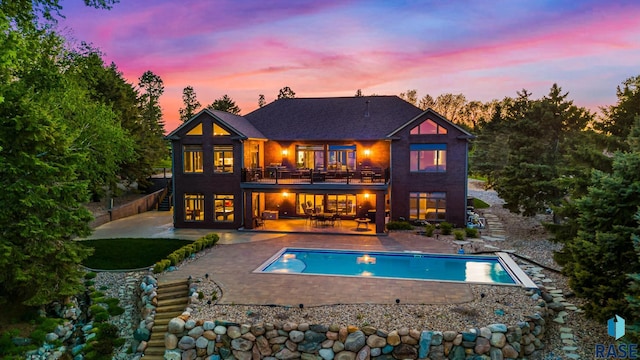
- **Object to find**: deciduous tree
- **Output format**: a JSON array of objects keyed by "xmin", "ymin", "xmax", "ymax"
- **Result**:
[{"xmin": 277, "ymin": 86, "xmax": 296, "ymax": 99}]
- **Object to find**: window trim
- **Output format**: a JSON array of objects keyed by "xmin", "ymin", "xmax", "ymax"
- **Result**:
[
  {"xmin": 213, "ymin": 145, "xmax": 234, "ymax": 173},
  {"xmin": 409, "ymin": 144, "xmax": 447, "ymax": 172},
  {"xmin": 409, "ymin": 192, "xmax": 446, "ymax": 221},
  {"xmin": 183, "ymin": 145, "xmax": 204, "ymax": 173}
]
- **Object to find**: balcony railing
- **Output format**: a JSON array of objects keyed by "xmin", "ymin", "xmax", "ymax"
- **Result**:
[{"xmin": 241, "ymin": 167, "xmax": 389, "ymax": 185}]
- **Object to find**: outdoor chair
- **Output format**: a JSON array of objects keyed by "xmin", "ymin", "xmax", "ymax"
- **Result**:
[{"xmin": 254, "ymin": 216, "xmax": 266, "ymax": 229}]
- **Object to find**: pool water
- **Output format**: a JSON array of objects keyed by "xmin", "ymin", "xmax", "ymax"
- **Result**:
[{"xmin": 256, "ymin": 248, "xmax": 522, "ymax": 285}]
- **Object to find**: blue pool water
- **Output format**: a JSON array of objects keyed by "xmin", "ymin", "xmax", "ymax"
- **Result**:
[{"xmin": 257, "ymin": 248, "xmax": 518, "ymax": 285}]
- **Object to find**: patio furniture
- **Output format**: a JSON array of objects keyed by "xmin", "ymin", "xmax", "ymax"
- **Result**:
[
  {"xmin": 254, "ymin": 216, "xmax": 265, "ymax": 229},
  {"xmin": 355, "ymin": 218, "xmax": 370, "ymax": 230}
]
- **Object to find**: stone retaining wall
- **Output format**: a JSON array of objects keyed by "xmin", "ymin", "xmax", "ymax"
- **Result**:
[{"xmin": 160, "ymin": 313, "xmax": 546, "ymax": 360}]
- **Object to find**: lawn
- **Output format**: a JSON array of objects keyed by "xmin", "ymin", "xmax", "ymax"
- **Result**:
[{"xmin": 80, "ymin": 238, "xmax": 192, "ymax": 270}]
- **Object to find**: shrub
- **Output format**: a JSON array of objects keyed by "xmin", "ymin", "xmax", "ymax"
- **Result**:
[
  {"xmin": 29, "ymin": 329, "xmax": 46, "ymax": 344},
  {"xmin": 90, "ymin": 291, "xmax": 105, "ymax": 299},
  {"xmin": 386, "ymin": 221, "xmax": 414, "ymax": 230},
  {"xmin": 465, "ymin": 227, "xmax": 478, "ymax": 238},
  {"xmin": 439, "ymin": 222, "xmax": 453, "ymax": 235},
  {"xmin": 96, "ymin": 323, "xmax": 119, "ymax": 339},
  {"xmin": 93, "ymin": 312, "xmax": 109, "ymax": 323},
  {"xmin": 201, "ymin": 233, "xmax": 219, "ymax": 247},
  {"xmin": 107, "ymin": 306, "xmax": 125, "ymax": 317},
  {"xmin": 84, "ymin": 272, "xmax": 98, "ymax": 280},
  {"xmin": 153, "ymin": 259, "xmax": 171, "ymax": 274},
  {"xmin": 167, "ymin": 252, "xmax": 180, "ymax": 266},
  {"xmin": 454, "ymin": 230, "xmax": 465, "ymax": 240},
  {"xmin": 424, "ymin": 224, "xmax": 435, "ymax": 237}
]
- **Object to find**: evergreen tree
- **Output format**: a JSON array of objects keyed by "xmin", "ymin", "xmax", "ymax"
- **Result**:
[
  {"xmin": 597, "ymin": 75, "xmax": 640, "ymax": 152},
  {"xmin": 136, "ymin": 70, "xmax": 167, "ymax": 187},
  {"xmin": 258, "ymin": 94, "xmax": 266, "ymax": 107},
  {"xmin": 207, "ymin": 94, "xmax": 241, "ymax": 114},
  {"xmin": 492, "ymin": 85, "xmax": 592, "ymax": 216},
  {"xmin": 354, "ymin": 89, "xmax": 363, "ymax": 97},
  {"xmin": 399, "ymin": 89, "xmax": 417, "ymax": 105},
  {"xmin": 179, "ymin": 85, "xmax": 201, "ymax": 122},
  {"xmin": 561, "ymin": 117, "xmax": 640, "ymax": 321}
]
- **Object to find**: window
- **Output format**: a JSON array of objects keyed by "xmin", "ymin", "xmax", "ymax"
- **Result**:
[
  {"xmin": 213, "ymin": 123, "xmax": 230, "ymax": 136},
  {"xmin": 186, "ymin": 123, "xmax": 203, "ymax": 135},
  {"xmin": 326, "ymin": 194, "xmax": 356, "ymax": 216},
  {"xmin": 328, "ymin": 145, "xmax": 356, "ymax": 171},
  {"xmin": 410, "ymin": 144, "xmax": 446, "ymax": 172},
  {"xmin": 296, "ymin": 145, "xmax": 324, "ymax": 170},
  {"xmin": 184, "ymin": 194, "xmax": 204, "ymax": 221},
  {"xmin": 297, "ymin": 194, "xmax": 324, "ymax": 214},
  {"xmin": 410, "ymin": 119, "xmax": 448, "ymax": 135},
  {"xmin": 183, "ymin": 145, "xmax": 203, "ymax": 173},
  {"xmin": 410, "ymin": 192, "xmax": 446, "ymax": 221},
  {"xmin": 213, "ymin": 145, "xmax": 234, "ymax": 173},
  {"xmin": 214, "ymin": 194, "xmax": 234, "ymax": 222}
]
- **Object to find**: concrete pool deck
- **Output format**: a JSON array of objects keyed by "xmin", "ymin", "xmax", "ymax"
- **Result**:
[{"xmin": 87, "ymin": 210, "xmax": 476, "ymax": 306}]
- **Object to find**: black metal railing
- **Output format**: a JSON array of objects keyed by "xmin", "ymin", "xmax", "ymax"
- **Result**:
[{"xmin": 242, "ymin": 167, "xmax": 389, "ymax": 185}]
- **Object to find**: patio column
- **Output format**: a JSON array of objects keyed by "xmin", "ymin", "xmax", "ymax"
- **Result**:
[
  {"xmin": 244, "ymin": 190, "xmax": 254, "ymax": 229},
  {"xmin": 375, "ymin": 190, "xmax": 386, "ymax": 233}
]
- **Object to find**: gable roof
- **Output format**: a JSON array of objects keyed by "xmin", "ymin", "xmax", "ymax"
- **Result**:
[
  {"xmin": 386, "ymin": 108, "xmax": 475, "ymax": 139},
  {"xmin": 167, "ymin": 108, "xmax": 266, "ymax": 140},
  {"xmin": 244, "ymin": 96, "xmax": 424, "ymax": 141}
]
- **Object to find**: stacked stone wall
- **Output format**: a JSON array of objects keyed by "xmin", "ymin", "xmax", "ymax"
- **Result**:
[{"xmin": 161, "ymin": 312, "xmax": 546, "ymax": 360}]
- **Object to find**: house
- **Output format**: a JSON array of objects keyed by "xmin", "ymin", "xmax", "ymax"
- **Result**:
[{"xmin": 166, "ymin": 96, "xmax": 474, "ymax": 233}]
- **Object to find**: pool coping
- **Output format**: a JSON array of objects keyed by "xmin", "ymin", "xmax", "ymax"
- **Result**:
[{"xmin": 254, "ymin": 247, "xmax": 537, "ymax": 288}]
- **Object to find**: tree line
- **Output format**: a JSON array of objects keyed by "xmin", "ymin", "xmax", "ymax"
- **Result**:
[{"xmin": 1, "ymin": 1, "xmax": 167, "ymax": 306}]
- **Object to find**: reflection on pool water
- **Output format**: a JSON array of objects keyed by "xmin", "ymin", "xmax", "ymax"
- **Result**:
[{"xmin": 256, "ymin": 248, "xmax": 528, "ymax": 286}]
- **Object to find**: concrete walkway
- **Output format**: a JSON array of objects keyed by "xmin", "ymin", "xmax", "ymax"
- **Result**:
[{"xmin": 85, "ymin": 210, "xmax": 475, "ymax": 306}]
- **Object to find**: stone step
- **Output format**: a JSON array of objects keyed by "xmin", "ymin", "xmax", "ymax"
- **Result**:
[
  {"xmin": 141, "ymin": 355, "xmax": 164, "ymax": 360},
  {"xmin": 154, "ymin": 311, "xmax": 184, "ymax": 321},
  {"xmin": 157, "ymin": 287, "xmax": 189, "ymax": 300},
  {"xmin": 158, "ymin": 297, "xmax": 189, "ymax": 307},
  {"xmin": 156, "ymin": 303, "xmax": 188, "ymax": 314},
  {"xmin": 145, "ymin": 347, "xmax": 166, "ymax": 356},
  {"xmin": 151, "ymin": 324, "xmax": 169, "ymax": 333},
  {"xmin": 150, "ymin": 331, "xmax": 166, "ymax": 341},
  {"xmin": 157, "ymin": 279, "xmax": 190, "ymax": 291},
  {"xmin": 148, "ymin": 338, "xmax": 165, "ymax": 347}
]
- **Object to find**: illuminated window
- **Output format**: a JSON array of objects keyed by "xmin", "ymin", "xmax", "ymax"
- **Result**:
[
  {"xmin": 213, "ymin": 145, "xmax": 234, "ymax": 173},
  {"xmin": 213, "ymin": 123, "xmax": 230, "ymax": 136},
  {"xmin": 184, "ymin": 194, "xmax": 204, "ymax": 221},
  {"xmin": 410, "ymin": 119, "xmax": 448, "ymax": 135},
  {"xmin": 183, "ymin": 145, "xmax": 203, "ymax": 173},
  {"xmin": 409, "ymin": 192, "xmax": 446, "ymax": 221},
  {"xmin": 214, "ymin": 194, "xmax": 234, "ymax": 222},
  {"xmin": 328, "ymin": 145, "xmax": 356, "ymax": 171},
  {"xmin": 296, "ymin": 145, "xmax": 324, "ymax": 170},
  {"xmin": 186, "ymin": 123, "xmax": 203, "ymax": 135},
  {"xmin": 410, "ymin": 144, "xmax": 446, "ymax": 172}
]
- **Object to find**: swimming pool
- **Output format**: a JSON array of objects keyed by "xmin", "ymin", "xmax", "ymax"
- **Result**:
[{"xmin": 255, "ymin": 248, "xmax": 536, "ymax": 287}]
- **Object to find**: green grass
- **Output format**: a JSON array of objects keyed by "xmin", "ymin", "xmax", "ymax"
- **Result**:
[
  {"xmin": 80, "ymin": 238, "xmax": 192, "ymax": 270},
  {"xmin": 473, "ymin": 198, "xmax": 490, "ymax": 209}
]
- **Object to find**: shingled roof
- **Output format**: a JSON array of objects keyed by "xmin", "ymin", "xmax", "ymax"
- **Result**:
[
  {"xmin": 167, "ymin": 108, "xmax": 266, "ymax": 140},
  {"xmin": 244, "ymin": 96, "xmax": 424, "ymax": 140}
]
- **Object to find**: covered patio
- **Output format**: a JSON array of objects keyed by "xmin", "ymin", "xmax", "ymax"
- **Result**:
[{"xmin": 244, "ymin": 216, "xmax": 378, "ymax": 235}]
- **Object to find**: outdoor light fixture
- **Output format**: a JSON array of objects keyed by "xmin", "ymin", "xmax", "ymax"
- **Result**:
[
  {"xmin": 364, "ymin": 193, "xmax": 370, "ymax": 199},
  {"xmin": 282, "ymin": 192, "xmax": 289, "ymax": 198},
  {"xmin": 364, "ymin": 149, "xmax": 370, "ymax": 157},
  {"xmin": 282, "ymin": 149, "xmax": 288, "ymax": 156}
]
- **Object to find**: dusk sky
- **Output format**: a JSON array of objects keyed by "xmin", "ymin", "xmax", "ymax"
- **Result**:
[{"xmin": 58, "ymin": 0, "xmax": 640, "ymax": 132}]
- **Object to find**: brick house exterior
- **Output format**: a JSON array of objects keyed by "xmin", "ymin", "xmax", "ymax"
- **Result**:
[{"xmin": 167, "ymin": 96, "xmax": 473, "ymax": 233}]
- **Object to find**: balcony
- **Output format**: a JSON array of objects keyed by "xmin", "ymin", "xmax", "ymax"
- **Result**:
[{"xmin": 241, "ymin": 167, "xmax": 388, "ymax": 185}]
